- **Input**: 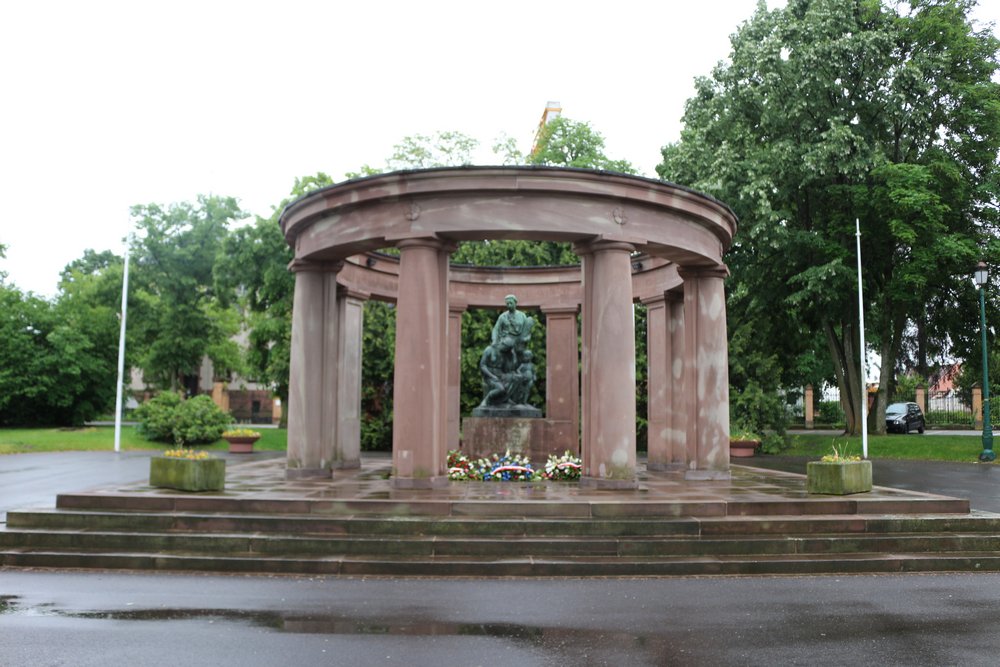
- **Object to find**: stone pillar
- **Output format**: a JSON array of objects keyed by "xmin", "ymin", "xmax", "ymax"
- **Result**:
[
  {"xmin": 334, "ymin": 288, "xmax": 367, "ymax": 469},
  {"xmin": 642, "ymin": 294, "xmax": 670, "ymax": 470},
  {"xmin": 391, "ymin": 238, "xmax": 453, "ymax": 488},
  {"xmin": 666, "ymin": 293, "xmax": 686, "ymax": 466},
  {"xmin": 915, "ymin": 384, "xmax": 926, "ymax": 416},
  {"xmin": 804, "ymin": 384, "xmax": 815, "ymax": 429},
  {"xmin": 447, "ymin": 305, "xmax": 465, "ymax": 453},
  {"xmin": 679, "ymin": 266, "xmax": 731, "ymax": 480},
  {"xmin": 286, "ymin": 260, "xmax": 342, "ymax": 478},
  {"xmin": 543, "ymin": 306, "xmax": 580, "ymax": 454},
  {"xmin": 211, "ymin": 380, "xmax": 230, "ymax": 414},
  {"xmin": 973, "ymin": 385, "xmax": 983, "ymax": 430},
  {"xmin": 577, "ymin": 241, "xmax": 637, "ymax": 488}
]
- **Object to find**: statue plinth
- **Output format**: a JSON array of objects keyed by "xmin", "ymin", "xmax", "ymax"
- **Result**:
[{"xmin": 462, "ymin": 415, "xmax": 577, "ymax": 465}]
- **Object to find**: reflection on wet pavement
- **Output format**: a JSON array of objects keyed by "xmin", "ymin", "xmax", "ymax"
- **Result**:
[{"xmin": 0, "ymin": 598, "xmax": 671, "ymax": 659}]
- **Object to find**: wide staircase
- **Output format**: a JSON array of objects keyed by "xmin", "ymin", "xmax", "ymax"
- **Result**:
[{"xmin": 4, "ymin": 469, "xmax": 1000, "ymax": 576}]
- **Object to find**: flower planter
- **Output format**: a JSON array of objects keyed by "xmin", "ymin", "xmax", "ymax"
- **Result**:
[
  {"xmin": 806, "ymin": 460, "xmax": 872, "ymax": 495},
  {"xmin": 224, "ymin": 436, "xmax": 259, "ymax": 453},
  {"xmin": 149, "ymin": 457, "xmax": 226, "ymax": 492},
  {"xmin": 729, "ymin": 439, "xmax": 759, "ymax": 458}
]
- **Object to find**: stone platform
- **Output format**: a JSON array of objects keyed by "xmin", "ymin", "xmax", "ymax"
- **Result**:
[{"xmin": 4, "ymin": 456, "xmax": 1000, "ymax": 577}]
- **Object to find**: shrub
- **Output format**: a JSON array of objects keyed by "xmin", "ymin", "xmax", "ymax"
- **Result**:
[
  {"xmin": 135, "ymin": 393, "xmax": 232, "ymax": 445},
  {"xmin": 817, "ymin": 400, "xmax": 844, "ymax": 425},
  {"xmin": 134, "ymin": 392, "xmax": 183, "ymax": 442}
]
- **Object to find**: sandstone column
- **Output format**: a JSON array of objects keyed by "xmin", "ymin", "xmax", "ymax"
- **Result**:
[
  {"xmin": 679, "ymin": 266, "xmax": 730, "ymax": 480},
  {"xmin": 643, "ymin": 294, "xmax": 670, "ymax": 470},
  {"xmin": 543, "ymin": 306, "xmax": 580, "ymax": 455},
  {"xmin": 666, "ymin": 292, "xmax": 687, "ymax": 466},
  {"xmin": 392, "ymin": 238, "xmax": 453, "ymax": 488},
  {"xmin": 577, "ymin": 241, "xmax": 637, "ymax": 488},
  {"xmin": 447, "ymin": 304, "xmax": 466, "ymax": 453},
  {"xmin": 335, "ymin": 287, "xmax": 368, "ymax": 469},
  {"xmin": 287, "ymin": 260, "xmax": 342, "ymax": 479}
]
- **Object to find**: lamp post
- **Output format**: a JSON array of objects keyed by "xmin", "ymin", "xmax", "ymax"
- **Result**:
[{"xmin": 976, "ymin": 261, "xmax": 994, "ymax": 462}]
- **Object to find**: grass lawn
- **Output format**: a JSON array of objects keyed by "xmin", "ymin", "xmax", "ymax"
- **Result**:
[
  {"xmin": 0, "ymin": 426, "xmax": 288, "ymax": 455},
  {"xmin": 780, "ymin": 432, "xmax": 991, "ymax": 463}
]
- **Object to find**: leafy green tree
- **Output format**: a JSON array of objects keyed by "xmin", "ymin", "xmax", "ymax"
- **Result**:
[
  {"xmin": 215, "ymin": 174, "xmax": 333, "ymax": 421},
  {"xmin": 130, "ymin": 195, "xmax": 246, "ymax": 392},
  {"xmin": 529, "ymin": 116, "xmax": 637, "ymax": 173},
  {"xmin": 0, "ymin": 269, "xmax": 121, "ymax": 426},
  {"xmin": 659, "ymin": 0, "xmax": 1000, "ymax": 434}
]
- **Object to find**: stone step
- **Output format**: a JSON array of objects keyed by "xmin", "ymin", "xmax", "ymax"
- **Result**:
[
  {"xmin": 10, "ymin": 508, "xmax": 1000, "ymax": 538},
  {"xmin": 4, "ymin": 525, "xmax": 1000, "ymax": 559},
  {"xmin": 5, "ymin": 548, "xmax": 1000, "ymax": 577},
  {"xmin": 53, "ymin": 492, "xmax": 971, "ymax": 518}
]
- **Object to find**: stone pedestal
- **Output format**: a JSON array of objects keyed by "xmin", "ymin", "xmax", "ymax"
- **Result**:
[{"xmin": 462, "ymin": 417, "xmax": 576, "ymax": 464}]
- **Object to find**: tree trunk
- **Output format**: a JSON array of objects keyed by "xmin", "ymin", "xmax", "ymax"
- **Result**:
[{"xmin": 824, "ymin": 318, "xmax": 862, "ymax": 435}]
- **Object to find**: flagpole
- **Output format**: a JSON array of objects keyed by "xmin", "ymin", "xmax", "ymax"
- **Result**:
[
  {"xmin": 113, "ymin": 234, "xmax": 132, "ymax": 453},
  {"xmin": 856, "ymin": 219, "xmax": 868, "ymax": 459}
]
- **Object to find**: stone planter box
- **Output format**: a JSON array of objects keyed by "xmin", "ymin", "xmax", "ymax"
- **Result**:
[
  {"xmin": 806, "ymin": 460, "xmax": 872, "ymax": 495},
  {"xmin": 729, "ymin": 439, "xmax": 759, "ymax": 458},
  {"xmin": 224, "ymin": 436, "xmax": 259, "ymax": 453},
  {"xmin": 149, "ymin": 457, "xmax": 226, "ymax": 492}
]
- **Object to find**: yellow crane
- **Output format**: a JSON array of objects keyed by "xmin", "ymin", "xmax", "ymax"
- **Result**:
[{"xmin": 530, "ymin": 101, "xmax": 562, "ymax": 157}]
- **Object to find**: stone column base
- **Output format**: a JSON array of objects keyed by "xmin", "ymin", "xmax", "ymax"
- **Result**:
[{"xmin": 646, "ymin": 462, "xmax": 686, "ymax": 472}]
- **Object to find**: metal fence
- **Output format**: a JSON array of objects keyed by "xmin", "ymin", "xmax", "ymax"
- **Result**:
[{"xmin": 793, "ymin": 387, "xmax": 976, "ymax": 429}]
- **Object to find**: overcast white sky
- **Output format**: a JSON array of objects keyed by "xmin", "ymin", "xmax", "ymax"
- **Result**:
[{"xmin": 1, "ymin": 1, "xmax": 997, "ymax": 297}]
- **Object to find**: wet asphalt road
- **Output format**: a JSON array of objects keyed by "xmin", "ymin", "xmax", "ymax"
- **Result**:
[{"xmin": 5, "ymin": 570, "xmax": 1000, "ymax": 666}]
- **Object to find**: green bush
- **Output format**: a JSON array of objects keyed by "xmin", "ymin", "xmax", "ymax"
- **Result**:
[
  {"xmin": 817, "ymin": 400, "xmax": 844, "ymax": 425},
  {"xmin": 135, "ymin": 393, "xmax": 231, "ymax": 445}
]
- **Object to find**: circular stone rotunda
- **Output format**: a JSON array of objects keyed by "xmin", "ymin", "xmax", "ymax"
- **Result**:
[{"xmin": 278, "ymin": 166, "xmax": 737, "ymax": 489}]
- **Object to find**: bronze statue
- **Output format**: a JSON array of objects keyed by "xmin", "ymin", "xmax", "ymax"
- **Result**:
[{"xmin": 474, "ymin": 295, "xmax": 540, "ymax": 416}]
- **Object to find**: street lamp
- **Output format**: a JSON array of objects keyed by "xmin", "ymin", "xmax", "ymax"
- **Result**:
[{"xmin": 976, "ymin": 261, "xmax": 994, "ymax": 462}]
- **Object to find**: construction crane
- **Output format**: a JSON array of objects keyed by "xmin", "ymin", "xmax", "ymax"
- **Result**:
[{"xmin": 530, "ymin": 101, "xmax": 562, "ymax": 157}]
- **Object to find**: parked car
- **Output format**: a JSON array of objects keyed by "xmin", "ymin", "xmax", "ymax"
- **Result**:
[{"xmin": 886, "ymin": 402, "xmax": 925, "ymax": 434}]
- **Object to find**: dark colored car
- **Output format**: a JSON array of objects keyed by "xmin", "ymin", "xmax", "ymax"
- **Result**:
[{"xmin": 886, "ymin": 402, "xmax": 925, "ymax": 434}]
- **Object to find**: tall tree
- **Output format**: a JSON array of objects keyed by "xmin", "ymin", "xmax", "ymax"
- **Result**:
[
  {"xmin": 529, "ymin": 116, "xmax": 637, "ymax": 173},
  {"xmin": 659, "ymin": 0, "xmax": 1000, "ymax": 434},
  {"xmin": 131, "ymin": 195, "xmax": 246, "ymax": 392},
  {"xmin": 215, "ymin": 174, "xmax": 333, "ymax": 418}
]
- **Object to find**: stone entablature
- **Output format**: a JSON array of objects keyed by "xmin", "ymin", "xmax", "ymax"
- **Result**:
[{"xmin": 279, "ymin": 166, "xmax": 737, "ymax": 488}]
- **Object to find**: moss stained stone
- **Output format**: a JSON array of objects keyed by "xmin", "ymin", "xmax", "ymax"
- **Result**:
[
  {"xmin": 806, "ymin": 460, "xmax": 872, "ymax": 495},
  {"xmin": 149, "ymin": 458, "xmax": 226, "ymax": 492}
]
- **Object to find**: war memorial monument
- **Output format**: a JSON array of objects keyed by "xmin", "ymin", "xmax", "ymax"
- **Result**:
[{"xmin": 278, "ymin": 166, "xmax": 736, "ymax": 489}]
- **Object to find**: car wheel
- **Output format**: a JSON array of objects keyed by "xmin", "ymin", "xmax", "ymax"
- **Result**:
[{"xmin": 918, "ymin": 420, "xmax": 925, "ymax": 434}]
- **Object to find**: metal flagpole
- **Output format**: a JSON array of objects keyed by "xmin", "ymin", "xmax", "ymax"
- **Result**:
[
  {"xmin": 856, "ymin": 219, "xmax": 868, "ymax": 459},
  {"xmin": 113, "ymin": 234, "xmax": 132, "ymax": 453}
]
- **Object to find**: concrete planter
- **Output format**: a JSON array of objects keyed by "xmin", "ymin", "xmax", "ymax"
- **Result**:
[
  {"xmin": 149, "ymin": 457, "xmax": 226, "ymax": 492},
  {"xmin": 806, "ymin": 460, "xmax": 872, "ymax": 495},
  {"xmin": 729, "ymin": 439, "xmax": 759, "ymax": 458},
  {"xmin": 224, "ymin": 436, "xmax": 259, "ymax": 453}
]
